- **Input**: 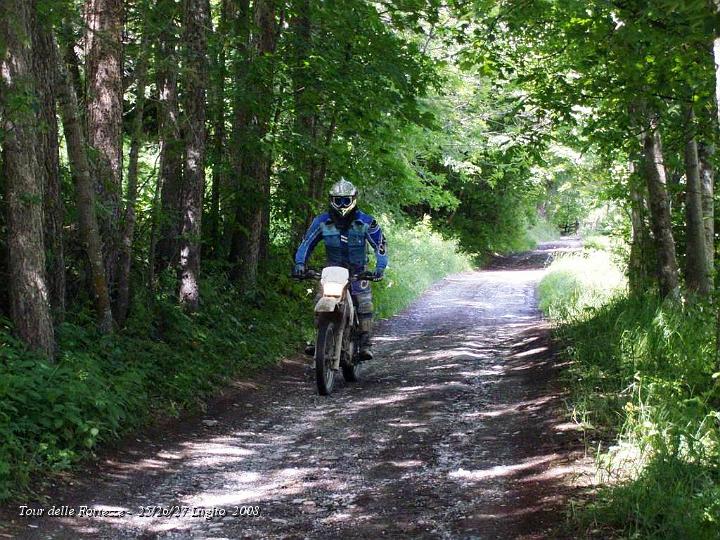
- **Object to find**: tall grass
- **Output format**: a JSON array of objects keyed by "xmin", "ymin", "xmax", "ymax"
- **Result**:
[
  {"xmin": 539, "ymin": 245, "xmax": 720, "ymax": 539},
  {"xmin": 373, "ymin": 216, "xmax": 473, "ymax": 318}
]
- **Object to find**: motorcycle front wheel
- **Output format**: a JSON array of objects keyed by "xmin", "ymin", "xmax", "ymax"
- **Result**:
[
  {"xmin": 341, "ymin": 335, "xmax": 360, "ymax": 383},
  {"xmin": 315, "ymin": 317, "xmax": 336, "ymax": 395}
]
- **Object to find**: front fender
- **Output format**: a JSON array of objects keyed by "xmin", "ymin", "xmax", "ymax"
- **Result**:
[{"xmin": 315, "ymin": 297, "xmax": 340, "ymax": 313}]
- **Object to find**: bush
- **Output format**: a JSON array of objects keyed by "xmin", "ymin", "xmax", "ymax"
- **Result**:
[
  {"xmin": 538, "ymin": 247, "xmax": 720, "ymax": 538},
  {"xmin": 0, "ymin": 268, "xmax": 313, "ymax": 501}
]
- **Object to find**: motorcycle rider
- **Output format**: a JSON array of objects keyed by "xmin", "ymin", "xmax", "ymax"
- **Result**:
[{"xmin": 293, "ymin": 179, "xmax": 388, "ymax": 361}]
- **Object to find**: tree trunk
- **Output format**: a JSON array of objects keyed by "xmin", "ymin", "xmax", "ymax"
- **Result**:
[
  {"xmin": 233, "ymin": 0, "xmax": 277, "ymax": 288},
  {"xmin": 628, "ymin": 161, "xmax": 653, "ymax": 295},
  {"xmin": 55, "ymin": 38, "xmax": 114, "ymax": 333},
  {"xmin": 683, "ymin": 105, "xmax": 711, "ymax": 295},
  {"xmin": 208, "ymin": 0, "xmax": 229, "ymax": 258},
  {"xmin": 227, "ymin": 0, "xmax": 251, "ymax": 270},
  {"xmin": 31, "ymin": 8, "xmax": 66, "ymax": 321},
  {"xmin": 0, "ymin": 0, "xmax": 55, "ymax": 356},
  {"xmin": 290, "ymin": 0, "xmax": 316, "ymax": 243},
  {"xmin": 699, "ymin": 143, "xmax": 715, "ymax": 273},
  {"xmin": 84, "ymin": 0, "xmax": 124, "ymax": 292},
  {"xmin": 115, "ymin": 16, "xmax": 151, "ymax": 326},
  {"xmin": 642, "ymin": 117, "xmax": 680, "ymax": 299},
  {"xmin": 154, "ymin": 0, "xmax": 184, "ymax": 274},
  {"xmin": 178, "ymin": 0, "xmax": 209, "ymax": 311},
  {"xmin": 709, "ymin": 1, "xmax": 719, "ymax": 367}
]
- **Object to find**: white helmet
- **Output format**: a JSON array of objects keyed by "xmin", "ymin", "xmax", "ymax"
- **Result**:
[{"xmin": 329, "ymin": 178, "xmax": 358, "ymax": 217}]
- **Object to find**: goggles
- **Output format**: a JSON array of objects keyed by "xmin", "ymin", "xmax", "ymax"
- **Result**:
[{"xmin": 331, "ymin": 196, "xmax": 354, "ymax": 208}]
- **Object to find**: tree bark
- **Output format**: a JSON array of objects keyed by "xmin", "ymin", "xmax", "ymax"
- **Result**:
[
  {"xmin": 642, "ymin": 117, "xmax": 680, "ymax": 299},
  {"xmin": 31, "ymin": 8, "xmax": 66, "ymax": 321},
  {"xmin": 699, "ymin": 143, "xmax": 715, "ymax": 273},
  {"xmin": 115, "ymin": 15, "xmax": 151, "ymax": 326},
  {"xmin": 1, "ymin": 0, "xmax": 55, "ymax": 356},
  {"xmin": 154, "ymin": 0, "xmax": 184, "ymax": 274},
  {"xmin": 84, "ymin": 0, "xmax": 124, "ymax": 292},
  {"xmin": 712, "ymin": 2, "xmax": 720, "ymax": 368},
  {"xmin": 227, "ymin": 0, "xmax": 251, "ymax": 269},
  {"xmin": 178, "ymin": 0, "xmax": 209, "ymax": 311},
  {"xmin": 233, "ymin": 0, "xmax": 277, "ymax": 288},
  {"xmin": 291, "ymin": 0, "xmax": 320, "ymax": 241},
  {"xmin": 628, "ymin": 161, "xmax": 653, "ymax": 295},
  {"xmin": 683, "ymin": 105, "xmax": 711, "ymax": 295},
  {"xmin": 55, "ymin": 38, "xmax": 114, "ymax": 333},
  {"xmin": 208, "ymin": 0, "xmax": 229, "ymax": 258}
]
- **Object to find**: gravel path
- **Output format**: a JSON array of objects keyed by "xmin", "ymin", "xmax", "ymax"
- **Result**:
[{"xmin": 2, "ymin": 240, "xmax": 586, "ymax": 539}]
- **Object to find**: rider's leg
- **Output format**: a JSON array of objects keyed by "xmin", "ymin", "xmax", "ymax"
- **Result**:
[
  {"xmin": 353, "ymin": 282, "xmax": 374, "ymax": 360},
  {"xmin": 304, "ymin": 286, "xmax": 323, "ymax": 357}
]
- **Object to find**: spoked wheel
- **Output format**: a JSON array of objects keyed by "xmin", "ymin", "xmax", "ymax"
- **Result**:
[
  {"xmin": 341, "ymin": 334, "xmax": 360, "ymax": 383},
  {"xmin": 315, "ymin": 318, "xmax": 336, "ymax": 395},
  {"xmin": 341, "ymin": 361, "xmax": 360, "ymax": 382}
]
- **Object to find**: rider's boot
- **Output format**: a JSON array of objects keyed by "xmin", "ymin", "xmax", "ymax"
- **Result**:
[
  {"xmin": 304, "ymin": 312, "xmax": 320, "ymax": 357},
  {"xmin": 359, "ymin": 333, "xmax": 373, "ymax": 361}
]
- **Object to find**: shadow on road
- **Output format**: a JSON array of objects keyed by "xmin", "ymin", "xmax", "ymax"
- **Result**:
[{"xmin": 1, "ymin": 239, "xmax": 592, "ymax": 540}]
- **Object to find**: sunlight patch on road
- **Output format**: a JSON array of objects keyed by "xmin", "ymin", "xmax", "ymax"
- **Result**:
[
  {"xmin": 448, "ymin": 454, "xmax": 560, "ymax": 482},
  {"xmin": 511, "ymin": 346, "xmax": 549, "ymax": 358}
]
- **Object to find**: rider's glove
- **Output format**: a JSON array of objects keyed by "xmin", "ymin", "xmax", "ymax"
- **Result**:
[
  {"xmin": 371, "ymin": 270, "xmax": 384, "ymax": 282},
  {"xmin": 292, "ymin": 263, "xmax": 305, "ymax": 279}
]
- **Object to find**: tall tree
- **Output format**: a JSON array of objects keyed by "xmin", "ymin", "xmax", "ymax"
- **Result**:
[
  {"xmin": 233, "ymin": 0, "xmax": 278, "ymax": 286},
  {"xmin": 628, "ymin": 162, "xmax": 653, "ymax": 294},
  {"xmin": 116, "ymin": 7, "xmax": 151, "ymax": 325},
  {"xmin": 31, "ymin": 6, "xmax": 66, "ymax": 320},
  {"xmin": 1, "ymin": 0, "xmax": 55, "ymax": 356},
  {"xmin": 683, "ymin": 105, "xmax": 711, "ymax": 295},
  {"xmin": 208, "ymin": 0, "xmax": 230, "ymax": 257},
  {"xmin": 55, "ymin": 38, "xmax": 114, "ymax": 333},
  {"xmin": 84, "ymin": 0, "xmax": 124, "ymax": 290},
  {"xmin": 698, "ymin": 144, "xmax": 714, "ymax": 272},
  {"xmin": 227, "ymin": 0, "xmax": 251, "ymax": 268},
  {"xmin": 642, "ymin": 117, "xmax": 680, "ymax": 299},
  {"xmin": 154, "ymin": 0, "xmax": 184, "ymax": 274},
  {"xmin": 178, "ymin": 0, "xmax": 209, "ymax": 310}
]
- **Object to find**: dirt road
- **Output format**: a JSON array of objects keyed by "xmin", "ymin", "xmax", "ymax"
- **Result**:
[{"xmin": 3, "ymin": 240, "xmax": 586, "ymax": 539}]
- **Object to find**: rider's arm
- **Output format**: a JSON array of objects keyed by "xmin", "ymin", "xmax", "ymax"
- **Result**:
[
  {"xmin": 366, "ymin": 219, "xmax": 388, "ymax": 273},
  {"xmin": 294, "ymin": 215, "xmax": 325, "ymax": 266}
]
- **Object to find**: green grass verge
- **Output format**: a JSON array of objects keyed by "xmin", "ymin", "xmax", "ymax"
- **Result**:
[
  {"xmin": 0, "ymin": 218, "xmax": 471, "ymax": 501},
  {"xmin": 538, "ymin": 245, "xmax": 720, "ymax": 539},
  {"xmin": 373, "ymin": 217, "xmax": 472, "ymax": 319}
]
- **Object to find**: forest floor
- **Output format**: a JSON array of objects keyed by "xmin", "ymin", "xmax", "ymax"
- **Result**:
[{"xmin": 1, "ymin": 239, "xmax": 593, "ymax": 540}]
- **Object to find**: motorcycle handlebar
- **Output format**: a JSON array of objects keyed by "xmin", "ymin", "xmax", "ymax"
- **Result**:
[{"xmin": 292, "ymin": 268, "xmax": 383, "ymax": 282}]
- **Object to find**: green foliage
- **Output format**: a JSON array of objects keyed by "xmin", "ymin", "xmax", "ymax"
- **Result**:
[
  {"xmin": 0, "ymin": 263, "xmax": 313, "ymax": 501},
  {"xmin": 0, "ymin": 218, "xmax": 472, "ymax": 501},
  {"xmin": 373, "ymin": 217, "xmax": 473, "ymax": 319},
  {"xmin": 538, "ymin": 247, "xmax": 626, "ymax": 320},
  {"xmin": 526, "ymin": 217, "xmax": 561, "ymax": 245},
  {"xmin": 539, "ymin": 247, "xmax": 720, "ymax": 538}
]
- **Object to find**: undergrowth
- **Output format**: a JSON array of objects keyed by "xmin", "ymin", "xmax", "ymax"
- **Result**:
[
  {"xmin": 539, "ymin": 243, "xmax": 720, "ymax": 539},
  {"xmin": 0, "ymin": 218, "xmax": 471, "ymax": 501},
  {"xmin": 373, "ymin": 217, "xmax": 472, "ymax": 318}
]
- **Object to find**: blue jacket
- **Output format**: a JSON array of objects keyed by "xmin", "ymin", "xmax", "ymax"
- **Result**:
[{"xmin": 295, "ymin": 211, "xmax": 388, "ymax": 273}]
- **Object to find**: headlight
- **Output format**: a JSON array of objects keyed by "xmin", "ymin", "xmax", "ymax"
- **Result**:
[{"xmin": 323, "ymin": 282, "xmax": 345, "ymax": 297}]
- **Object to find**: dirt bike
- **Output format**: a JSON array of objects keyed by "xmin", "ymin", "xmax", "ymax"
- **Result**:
[{"xmin": 298, "ymin": 267, "xmax": 381, "ymax": 395}]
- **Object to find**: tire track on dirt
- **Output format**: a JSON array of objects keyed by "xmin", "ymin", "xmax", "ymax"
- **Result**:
[{"xmin": 3, "ymin": 240, "xmax": 587, "ymax": 539}]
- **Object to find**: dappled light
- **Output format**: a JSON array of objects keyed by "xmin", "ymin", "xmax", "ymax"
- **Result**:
[
  {"xmin": 3, "ymin": 242, "xmax": 594, "ymax": 539},
  {"xmin": 2, "ymin": 0, "xmax": 717, "ymax": 534}
]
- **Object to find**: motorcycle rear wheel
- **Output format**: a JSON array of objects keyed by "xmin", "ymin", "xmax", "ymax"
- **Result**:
[{"xmin": 315, "ymin": 318, "xmax": 336, "ymax": 395}]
